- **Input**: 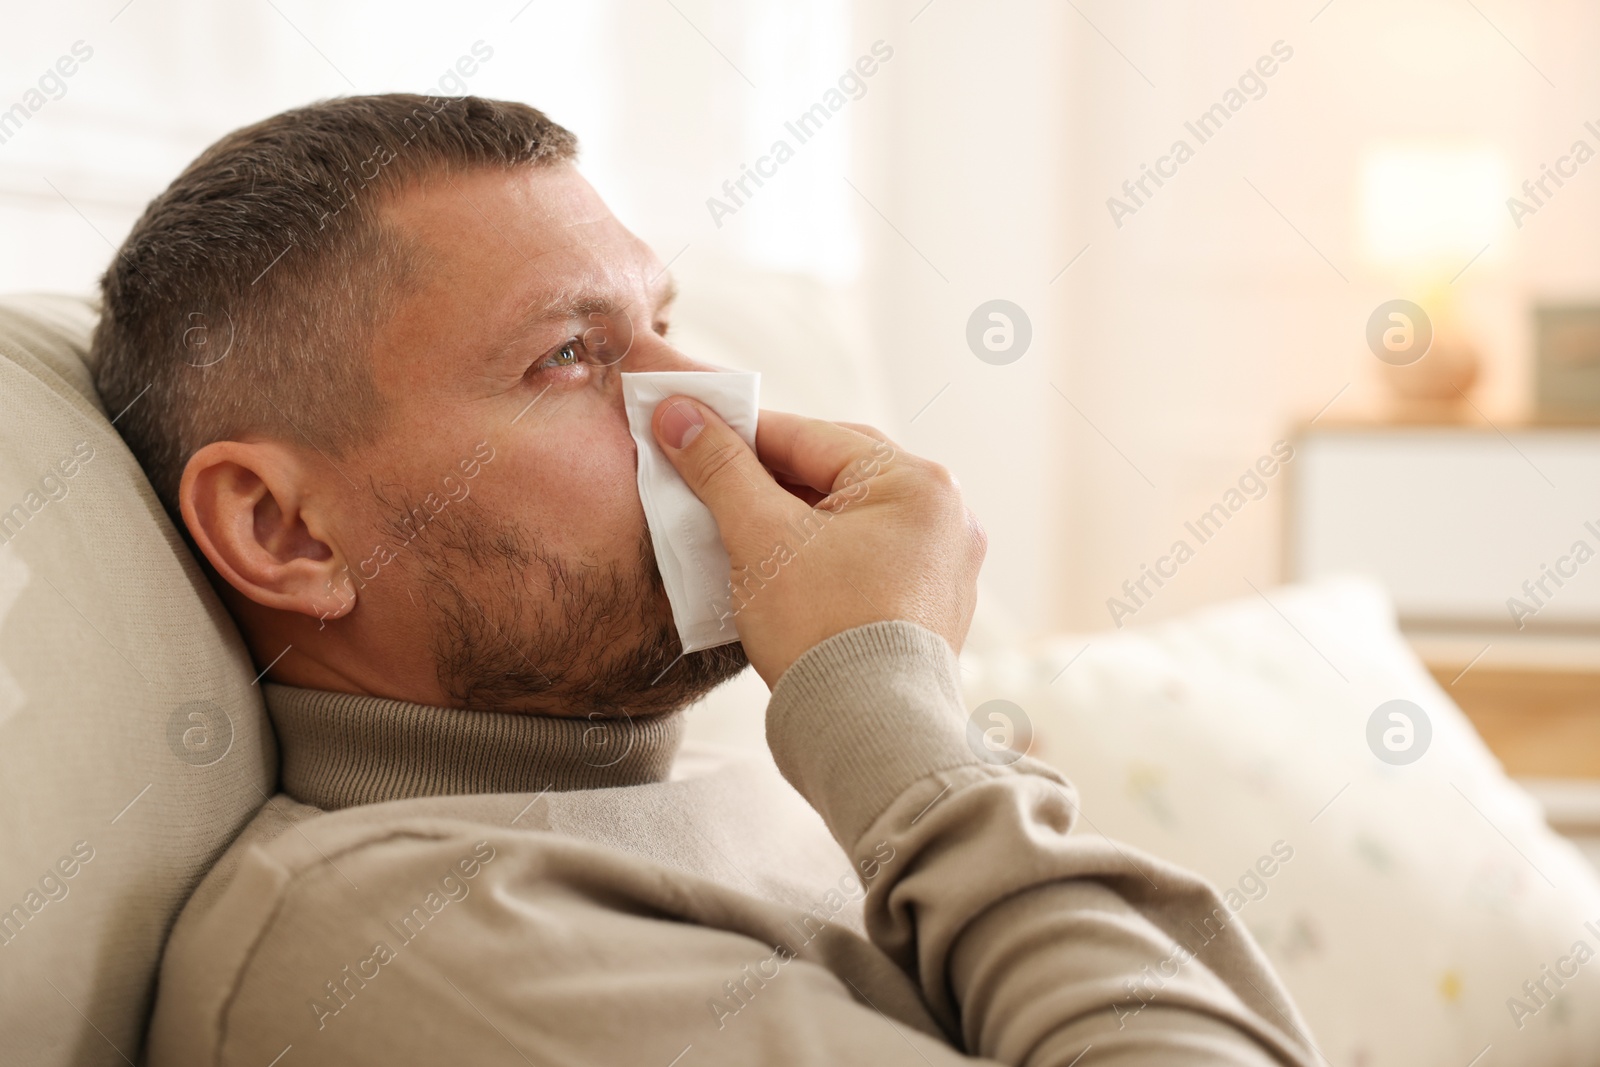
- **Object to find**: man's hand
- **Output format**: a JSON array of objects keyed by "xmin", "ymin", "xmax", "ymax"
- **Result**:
[{"xmin": 652, "ymin": 396, "xmax": 985, "ymax": 688}]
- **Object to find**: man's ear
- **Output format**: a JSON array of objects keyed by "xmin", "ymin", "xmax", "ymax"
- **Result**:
[{"xmin": 179, "ymin": 440, "xmax": 354, "ymax": 621}]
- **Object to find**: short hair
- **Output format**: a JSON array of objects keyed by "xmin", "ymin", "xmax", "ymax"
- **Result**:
[{"xmin": 92, "ymin": 93, "xmax": 578, "ymax": 521}]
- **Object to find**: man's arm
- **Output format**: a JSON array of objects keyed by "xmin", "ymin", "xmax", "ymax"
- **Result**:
[
  {"xmin": 653, "ymin": 399, "xmax": 1319, "ymax": 1065},
  {"xmin": 766, "ymin": 619, "xmax": 1316, "ymax": 1065},
  {"xmin": 147, "ymin": 791, "xmax": 1305, "ymax": 1067}
]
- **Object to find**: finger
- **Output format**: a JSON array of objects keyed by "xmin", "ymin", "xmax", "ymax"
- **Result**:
[
  {"xmin": 835, "ymin": 421, "xmax": 900, "ymax": 450},
  {"xmin": 653, "ymin": 396, "xmax": 790, "ymax": 528},
  {"xmin": 753, "ymin": 409, "xmax": 889, "ymax": 495}
]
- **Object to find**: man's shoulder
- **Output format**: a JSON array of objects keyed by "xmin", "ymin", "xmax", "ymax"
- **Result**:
[
  {"xmin": 145, "ymin": 764, "xmax": 857, "ymax": 1065},
  {"xmin": 146, "ymin": 794, "xmax": 655, "ymax": 1064},
  {"xmin": 172, "ymin": 791, "xmax": 513, "ymax": 922},
  {"xmin": 173, "ymin": 749, "xmax": 837, "ymax": 951}
]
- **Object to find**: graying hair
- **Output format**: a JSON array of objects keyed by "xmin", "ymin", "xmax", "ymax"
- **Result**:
[{"xmin": 92, "ymin": 93, "xmax": 578, "ymax": 521}]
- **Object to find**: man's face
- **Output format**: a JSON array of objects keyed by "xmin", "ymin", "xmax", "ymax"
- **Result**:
[{"xmin": 326, "ymin": 163, "xmax": 745, "ymax": 716}]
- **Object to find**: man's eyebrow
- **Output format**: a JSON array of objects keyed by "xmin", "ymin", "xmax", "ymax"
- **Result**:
[
  {"xmin": 655, "ymin": 274, "xmax": 679, "ymax": 314},
  {"xmin": 520, "ymin": 269, "xmax": 677, "ymax": 323},
  {"xmin": 511, "ymin": 289, "xmax": 624, "ymax": 324}
]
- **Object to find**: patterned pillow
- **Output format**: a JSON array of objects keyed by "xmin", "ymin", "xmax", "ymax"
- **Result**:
[{"xmin": 959, "ymin": 576, "xmax": 1600, "ymax": 1067}]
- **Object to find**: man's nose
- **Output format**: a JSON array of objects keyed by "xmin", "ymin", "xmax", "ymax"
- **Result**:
[
  {"xmin": 618, "ymin": 329, "xmax": 718, "ymax": 374},
  {"xmin": 598, "ymin": 328, "xmax": 718, "ymax": 423}
]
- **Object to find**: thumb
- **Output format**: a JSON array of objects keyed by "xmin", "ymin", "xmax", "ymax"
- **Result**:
[{"xmin": 652, "ymin": 396, "xmax": 779, "ymax": 527}]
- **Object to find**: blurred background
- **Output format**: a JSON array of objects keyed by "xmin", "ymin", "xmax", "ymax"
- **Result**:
[
  {"xmin": 15, "ymin": 5, "xmax": 1600, "ymax": 1062},
  {"xmin": 8, "ymin": 0, "xmax": 1600, "ymax": 770}
]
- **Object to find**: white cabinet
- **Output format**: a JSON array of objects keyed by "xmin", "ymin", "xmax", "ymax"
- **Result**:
[{"xmin": 1289, "ymin": 425, "xmax": 1600, "ymax": 632}]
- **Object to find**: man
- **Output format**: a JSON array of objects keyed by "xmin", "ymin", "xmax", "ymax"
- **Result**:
[{"xmin": 94, "ymin": 94, "xmax": 1315, "ymax": 1065}]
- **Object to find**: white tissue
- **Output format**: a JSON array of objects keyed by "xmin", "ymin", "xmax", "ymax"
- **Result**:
[{"xmin": 621, "ymin": 371, "xmax": 761, "ymax": 653}]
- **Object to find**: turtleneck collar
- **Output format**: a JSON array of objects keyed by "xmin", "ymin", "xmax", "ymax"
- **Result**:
[{"xmin": 263, "ymin": 683, "xmax": 687, "ymax": 810}]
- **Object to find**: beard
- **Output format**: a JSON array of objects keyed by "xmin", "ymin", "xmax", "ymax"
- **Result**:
[{"xmin": 382, "ymin": 488, "xmax": 748, "ymax": 718}]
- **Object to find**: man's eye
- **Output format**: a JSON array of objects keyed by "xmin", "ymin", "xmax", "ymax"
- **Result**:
[{"xmin": 536, "ymin": 340, "xmax": 582, "ymax": 371}]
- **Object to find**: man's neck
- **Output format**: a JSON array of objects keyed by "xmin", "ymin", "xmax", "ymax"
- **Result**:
[{"xmin": 263, "ymin": 683, "xmax": 687, "ymax": 810}]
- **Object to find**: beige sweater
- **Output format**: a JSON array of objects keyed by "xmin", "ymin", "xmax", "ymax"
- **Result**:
[{"xmin": 146, "ymin": 622, "xmax": 1317, "ymax": 1066}]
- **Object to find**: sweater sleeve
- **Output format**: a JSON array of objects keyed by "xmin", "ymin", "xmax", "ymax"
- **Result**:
[{"xmin": 765, "ymin": 620, "xmax": 1319, "ymax": 1067}]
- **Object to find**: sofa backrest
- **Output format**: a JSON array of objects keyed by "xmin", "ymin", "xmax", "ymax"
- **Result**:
[{"xmin": 0, "ymin": 294, "xmax": 275, "ymax": 1066}]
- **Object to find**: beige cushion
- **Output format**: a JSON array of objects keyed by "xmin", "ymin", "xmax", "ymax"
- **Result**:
[{"xmin": 0, "ymin": 294, "xmax": 274, "ymax": 1066}]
